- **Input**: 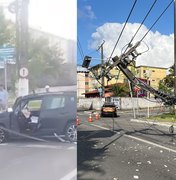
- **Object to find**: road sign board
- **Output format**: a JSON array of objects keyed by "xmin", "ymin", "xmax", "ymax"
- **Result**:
[
  {"xmin": 19, "ymin": 67, "xmax": 29, "ymax": 78},
  {"xmin": 0, "ymin": 47, "xmax": 15, "ymax": 62}
]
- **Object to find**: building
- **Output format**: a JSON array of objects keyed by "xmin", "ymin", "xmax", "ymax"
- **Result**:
[
  {"xmin": 30, "ymin": 28, "xmax": 76, "ymax": 64},
  {"xmin": 77, "ymin": 66, "xmax": 89, "ymax": 98},
  {"xmin": 136, "ymin": 65, "xmax": 167, "ymax": 89},
  {"xmin": 81, "ymin": 64, "xmax": 168, "ymax": 98}
]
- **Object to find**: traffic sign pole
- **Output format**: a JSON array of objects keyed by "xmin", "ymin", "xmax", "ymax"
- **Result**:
[{"xmin": 4, "ymin": 59, "xmax": 7, "ymax": 91}]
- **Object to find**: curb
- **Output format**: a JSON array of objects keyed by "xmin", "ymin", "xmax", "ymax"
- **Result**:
[{"xmin": 131, "ymin": 119, "xmax": 176, "ymax": 128}]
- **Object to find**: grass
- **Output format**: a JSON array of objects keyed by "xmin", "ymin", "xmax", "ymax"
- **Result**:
[{"xmin": 148, "ymin": 113, "xmax": 176, "ymax": 123}]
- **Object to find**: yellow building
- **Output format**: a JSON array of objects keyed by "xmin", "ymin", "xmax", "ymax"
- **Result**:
[
  {"xmin": 136, "ymin": 66, "xmax": 167, "ymax": 89},
  {"xmin": 88, "ymin": 64, "xmax": 136, "ymax": 90},
  {"xmin": 88, "ymin": 64, "xmax": 167, "ymax": 91}
]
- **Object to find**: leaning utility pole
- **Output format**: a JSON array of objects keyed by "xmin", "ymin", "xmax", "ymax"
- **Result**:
[{"xmin": 97, "ymin": 40, "xmax": 105, "ymax": 98}]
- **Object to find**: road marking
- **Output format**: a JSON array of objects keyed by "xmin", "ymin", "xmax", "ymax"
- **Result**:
[
  {"xmin": 124, "ymin": 135, "xmax": 176, "ymax": 154},
  {"xmin": 24, "ymin": 144, "xmax": 62, "ymax": 149},
  {"xmin": 88, "ymin": 123, "xmax": 176, "ymax": 154},
  {"xmin": 60, "ymin": 168, "xmax": 77, "ymax": 180},
  {"xmin": 90, "ymin": 124, "xmax": 110, "ymax": 130}
]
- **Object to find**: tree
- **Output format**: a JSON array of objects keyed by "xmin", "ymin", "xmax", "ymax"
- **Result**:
[
  {"xmin": 158, "ymin": 65, "xmax": 174, "ymax": 94},
  {"xmin": 0, "ymin": 8, "xmax": 76, "ymax": 91},
  {"xmin": 110, "ymin": 83, "xmax": 129, "ymax": 97},
  {"xmin": 0, "ymin": 8, "xmax": 15, "ymax": 46}
]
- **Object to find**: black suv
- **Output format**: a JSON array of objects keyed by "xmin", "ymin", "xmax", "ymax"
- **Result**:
[{"xmin": 0, "ymin": 91, "xmax": 77, "ymax": 143}]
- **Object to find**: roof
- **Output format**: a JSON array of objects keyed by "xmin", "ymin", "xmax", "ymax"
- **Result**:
[
  {"xmin": 77, "ymin": 66, "xmax": 89, "ymax": 72},
  {"xmin": 136, "ymin": 65, "xmax": 168, "ymax": 70}
]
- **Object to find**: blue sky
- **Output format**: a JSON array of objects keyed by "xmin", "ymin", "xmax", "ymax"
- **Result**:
[{"xmin": 77, "ymin": 0, "xmax": 174, "ymax": 67}]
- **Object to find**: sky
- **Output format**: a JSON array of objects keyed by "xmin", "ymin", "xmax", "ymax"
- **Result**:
[
  {"xmin": 78, "ymin": 0, "xmax": 174, "ymax": 68},
  {"xmin": 1, "ymin": 0, "xmax": 77, "ymax": 41}
]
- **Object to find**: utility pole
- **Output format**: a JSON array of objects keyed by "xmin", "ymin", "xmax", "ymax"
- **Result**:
[
  {"xmin": 16, "ymin": 0, "xmax": 29, "ymax": 96},
  {"xmin": 97, "ymin": 40, "xmax": 105, "ymax": 98}
]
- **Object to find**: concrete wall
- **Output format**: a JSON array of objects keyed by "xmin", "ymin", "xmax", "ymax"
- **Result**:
[
  {"xmin": 78, "ymin": 98, "xmax": 105, "ymax": 110},
  {"xmin": 77, "ymin": 97, "xmax": 162, "ymax": 110},
  {"xmin": 120, "ymin": 97, "xmax": 160, "ymax": 110}
]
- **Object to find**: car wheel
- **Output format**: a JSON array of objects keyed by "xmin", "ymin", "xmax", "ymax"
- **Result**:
[
  {"xmin": 0, "ymin": 127, "xmax": 6, "ymax": 144},
  {"xmin": 65, "ymin": 122, "xmax": 77, "ymax": 142}
]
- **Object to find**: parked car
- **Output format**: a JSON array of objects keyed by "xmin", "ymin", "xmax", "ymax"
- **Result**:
[
  {"xmin": 101, "ymin": 102, "xmax": 117, "ymax": 117},
  {"xmin": 0, "ymin": 91, "xmax": 77, "ymax": 143}
]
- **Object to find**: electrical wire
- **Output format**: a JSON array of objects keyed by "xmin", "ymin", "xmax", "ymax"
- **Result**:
[
  {"xmin": 107, "ymin": 0, "xmax": 138, "ymax": 65},
  {"xmin": 124, "ymin": 0, "xmax": 158, "ymax": 54},
  {"xmin": 77, "ymin": 37, "xmax": 85, "ymax": 60},
  {"xmin": 140, "ymin": 0, "xmax": 174, "ymax": 42}
]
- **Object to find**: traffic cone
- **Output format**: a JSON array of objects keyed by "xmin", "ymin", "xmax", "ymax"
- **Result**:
[
  {"xmin": 76, "ymin": 115, "xmax": 80, "ymax": 126},
  {"xmin": 88, "ymin": 114, "xmax": 93, "ymax": 122},
  {"xmin": 95, "ymin": 112, "xmax": 100, "ymax": 120}
]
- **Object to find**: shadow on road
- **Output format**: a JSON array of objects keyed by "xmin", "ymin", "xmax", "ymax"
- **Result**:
[
  {"xmin": 77, "ymin": 122, "xmax": 176, "ymax": 179},
  {"xmin": 78, "ymin": 129, "xmax": 123, "ymax": 179}
]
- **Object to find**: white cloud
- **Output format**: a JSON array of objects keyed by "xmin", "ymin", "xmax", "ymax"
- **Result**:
[
  {"xmin": 78, "ymin": 5, "xmax": 96, "ymax": 20},
  {"xmin": 85, "ymin": 5, "xmax": 96, "ymax": 19},
  {"xmin": 89, "ymin": 23, "xmax": 174, "ymax": 68}
]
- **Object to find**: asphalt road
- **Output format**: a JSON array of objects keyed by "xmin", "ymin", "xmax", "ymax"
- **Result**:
[
  {"xmin": 0, "ymin": 137, "xmax": 77, "ymax": 180},
  {"xmin": 77, "ymin": 111, "xmax": 176, "ymax": 180}
]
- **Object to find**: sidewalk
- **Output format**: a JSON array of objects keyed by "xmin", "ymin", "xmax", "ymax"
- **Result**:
[{"xmin": 131, "ymin": 118, "xmax": 176, "ymax": 128}]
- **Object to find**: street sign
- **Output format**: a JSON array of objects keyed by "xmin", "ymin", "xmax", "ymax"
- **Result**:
[
  {"xmin": 0, "ymin": 47, "xmax": 15, "ymax": 62},
  {"xmin": 19, "ymin": 67, "xmax": 29, "ymax": 78}
]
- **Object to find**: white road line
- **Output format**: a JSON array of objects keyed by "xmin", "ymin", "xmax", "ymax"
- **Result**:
[
  {"xmin": 67, "ymin": 146, "xmax": 76, "ymax": 150},
  {"xmin": 90, "ymin": 124, "xmax": 110, "ymax": 130},
  {"xmin": 89, "ymin": 123, "xmax": 176, "ymax": 154},
  {"xmin": 60, "ymin": 168, "xmax": 77, "ymax": 180},
  {"xmin": 124, "ymin": 134, "xmax": 176, "ymax": 154}
]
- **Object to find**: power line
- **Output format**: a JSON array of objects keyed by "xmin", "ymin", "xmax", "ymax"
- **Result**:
[
  {"xmin": 140, "ymin": 0, "xmax": 174, "ymax": 42},
  {"xmin": 77, "ymin": 37, "xmax": 84, "ymax": 60},
  {"xmin": 124, "ymin": 0, "xmax": 158, "ymax": 54},
  {"xmin": 107, "ymin": 0, "xmax": 138, "ymax": 64}
]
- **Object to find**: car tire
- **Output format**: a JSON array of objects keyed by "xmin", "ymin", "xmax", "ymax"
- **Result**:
[
  {"xmin": 0, "ymin": 127, "xmax": 6, "ymax": 144},
  {"xmin": 65, "ymin": 122, "xmax": 77, "ymax": 142},
  {"xmin": 113, "ymin": 113, "xmax": 117, "ymax": 117}
]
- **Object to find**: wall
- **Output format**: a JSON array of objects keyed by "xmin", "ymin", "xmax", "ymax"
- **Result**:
[{"xmin": 77, "ymin": 97, "xmax": 161, "ymax": 110}]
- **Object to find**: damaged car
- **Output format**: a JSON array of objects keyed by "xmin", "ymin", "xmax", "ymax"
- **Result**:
[{"xmin": 0, "ymin": 91, "xmax": 77, "ymax": 143}]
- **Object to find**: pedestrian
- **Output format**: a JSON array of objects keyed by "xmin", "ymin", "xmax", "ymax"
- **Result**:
[{"xmin": 0, "ymin": 84, "xmax": 8, "ymax": 111}]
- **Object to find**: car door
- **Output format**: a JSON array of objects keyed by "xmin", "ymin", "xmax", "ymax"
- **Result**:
[{"xmin": 39, "ymin": 95, "xmax": 69, "ymax": 134}]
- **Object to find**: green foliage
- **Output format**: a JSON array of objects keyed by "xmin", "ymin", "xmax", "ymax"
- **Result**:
[
  {"xmin": 0, "ymin": 8, "xmax": 15, "ymax": 46},
  {"xmin": 148, "ymin": 113, "xmax": 176, "ymax": 122},
  {"xmin": 110, "ymin": 83, "xmax": 129, "ymax": 97},
  {"xmin": 0, "ymin": 8, "xmax": 76, "ymax": 91},
  {"xmin": 158, "ymin": 65, "xmax": 174, "ymax": 94}
]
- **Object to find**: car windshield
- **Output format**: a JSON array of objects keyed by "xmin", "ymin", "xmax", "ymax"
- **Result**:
[{"xmin": 103, "ymin": 103, "xmax": 115, "ymax": 107}]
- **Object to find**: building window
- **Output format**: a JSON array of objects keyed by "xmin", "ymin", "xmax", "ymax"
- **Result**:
[
  {"xmin": 85, "ymin": 82, "xmax": 89, "ymax": 85},
  {"xmin": 143, "ymin": 70, "xmax": 146, "ymax": 73}
]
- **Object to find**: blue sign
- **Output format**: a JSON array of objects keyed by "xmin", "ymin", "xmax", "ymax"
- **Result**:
[{"xmin": 0, "ymin": 47, "xmax": 15, "ymax": 62}]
